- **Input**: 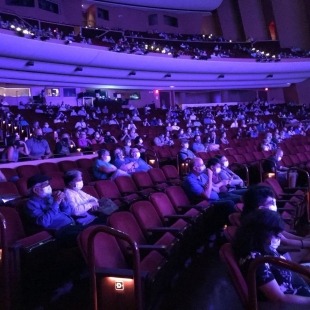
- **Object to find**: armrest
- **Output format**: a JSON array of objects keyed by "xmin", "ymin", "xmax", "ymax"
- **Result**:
[
  {"xmin": 95, "ymin": 267, "xmax": 148, "ymax": 279},
  {"xmin": 164, "ymin": 214, "xmax": 193, "ymax": 220},
  {"xmin": 14, "ymin": 231, "xmax": 55, "ymax": 253},
  {"xmin": 147, "ymin": 227, "xmax": 181, "ymax": 234}
]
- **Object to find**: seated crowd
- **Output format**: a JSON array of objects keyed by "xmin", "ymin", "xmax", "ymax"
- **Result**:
[{"xmin": 1, "ymin": 97, "xmax": 310, "ymax": 308}]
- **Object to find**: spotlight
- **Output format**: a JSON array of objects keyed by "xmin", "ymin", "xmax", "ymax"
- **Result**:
[
  {"xmin": 128, "ymin": 71, "xmax": 136, "ymax": 76},
  {"xmin": 74, "ymin": 66, "xmax": 83, "ymax": 72},
  {"xmin": 266, "ymin": 74, "xmax": 273, "ymax": 78},
  {"xmin": 164, "ymin": 73, "xmax": 171, "ymax": 78},
  {"xmin": 25, "ymin": 61, "xmax": 34, "ymax": 67},
  {"xmin": 218, "ymin": 74, "xmax": 225, "ymax": 78}
]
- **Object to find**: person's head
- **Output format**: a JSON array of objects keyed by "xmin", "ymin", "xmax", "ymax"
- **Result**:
[
  {"xmin": 274, "ymin": 148, "xmax": 283, "ymax": 162},
  {"xmin": 233, "ymin": 209, "xmax": 284, "ymax": 258},
  {"xmin": 27, "ymin": 174, "xmax": 52, "ymax": 198},
  {"xmin": 130, "ymin": 148, "xmax": 140, "ymax": 159},
  {"xmin": 79, "ymin": 131, "xmax": 87, "ymax": 139},
  {"xmin": 44, "ymin": 122, "xmax": 49, "ymax": 128},
  {"xmin": 194, "ymin": 135, "xmax": 201, "ymax": 143},
  {"xmin": 114, "ymin": 148, "xmax": 124, "ymax": 159},
  {"xmin": 34, "ymin": 128, "xmax": 43, "ymax": 140},
  {"xmin": 134, "ymin": 136, "xmax": 143, "ymax": 145},
  {"xmin": 61, "ymin": 133, "xmax": 70, "ymax": 144},
  {"xmin": 242, "ymin": 185, "xmax": 277, "ymax": 216},
  {"xmin": 210, "ymin": 131, "xmax": 216, "ymax": 138},
  {"xmin": 181, "ymin": 139, "xmax": 189, "ymax": 149},
  {"xmin": 206, "ymin": 157, "xmax": 221, "ymax": 174},
  {"xmin": 190, "ymin": 157, "xmax": 206, "ymax": 175},
  {"xmin": 93, "ymin": 131, "xmax": 101, "ymax": 139},
  {"xmin": 216, "ymin": 155, "xmax": 229, "ymax": 168},
  {"xmin": 123, "ymin": 128, "xmax": 128, "ymax": 134},
  {"xmin": 124, "ymin": 137, "xmax": 131, "ymax": 147},
  {"xmin": 98, "ymin": 149, "xmax": 111, "ymax": 162},
  {"xmin": 64, "ymin": 170, "xmax": 83, "ymax": 190}
]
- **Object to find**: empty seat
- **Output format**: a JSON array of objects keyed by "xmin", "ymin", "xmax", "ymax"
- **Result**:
[
  {"xmin": 148, "ymin": 168, "xmax": 169, "ymax": 187},
  {"xmin": 58, "ymin": 160, "xmax": 78, "ymax": 173},
  {"xmin": 0, "ymin": 181, "xmax": 20, "ymax": 197},
  {"xmin": 161, "ymin": 165, "xmax": 181, "ymax": 185},
  {"xmin": 38, "ymin": 162, "xmax": 61, "ymax": 176},
  {"xmin": 77, "ymin": 225, "xmax": 168, "ymax": 310},
  {"xmin": 108, "ymin": 211, "xmax": 178, "ymax": 258},
  {"xmin": 132, "ymin": 171, "xmax": 167, "ymax": 192},
  {"xmin": 16, "ymin": 165, "xmax": 40, "ymax": 178},
  {"xmin": 95, "ymin": 180, "xmax": 139, "ymax": 208}
]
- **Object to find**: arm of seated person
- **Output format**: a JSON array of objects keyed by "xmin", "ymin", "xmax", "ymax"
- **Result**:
[
  {"xmin": 98, "ymin": 164, "xmax": 117, "ymax": 174},
  {"xmin": 260, "ymin": 279, "xmax": 310, "ymax": 304}
]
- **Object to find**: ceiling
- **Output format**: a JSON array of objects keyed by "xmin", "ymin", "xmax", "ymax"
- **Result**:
[
  {"xmin": 0, "ymin": 30, "xmax": 310, "ymax": 91},
  {"xmin": 87, "ymin": 0, "xmax": 224, "ymax": 12}
]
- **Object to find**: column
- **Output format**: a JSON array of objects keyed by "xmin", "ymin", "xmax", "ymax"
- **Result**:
[
  {"xmin": 272, "ymin": 0, "xmax": 310, "ymax": 49},
  {"xmin": 238, "ymin": 0, "xmax": 269, "ymax": 41}
]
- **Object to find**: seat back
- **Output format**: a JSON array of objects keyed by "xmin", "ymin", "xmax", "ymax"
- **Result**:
[
  {"xmin": 148, "ymin": 168, "xmax": 167, "ymax": 185},
  {"xmin": 95, "ymin": 180, "xmax": 121, "ymax": 199},
  {"xmin": 130, "ymin": 201, "xmax": 164, "ymax": 236},
  {"xmin": 149, "ymin": 192, "xmax": 176, "ymax": 221},
  {"xmin": 165, "ymin": 186, "xmax": 190, "ymax": 209},
  {"xmin": 228, "ymin": 213, "xmax": 241, "ymax": 227},
  {"xmin": 263, "ymin": 178, "xmax": 283, "ymax": 198},
  {"xmin": 0, "ymin": 182, "xmax": 20, "ymax": 197},
  {"xmin": 16, "ymin": 165, "xmax": 40, "ymax": 178},
  {"xmin": 108, "ymin": 212, "xmax": 146, "ymax": 247},
  {"xmin": 219, "ymin": 243, "xmax": 248, "ymax": 308},
  {"xmin": 82, "ymin": 185, "xmax": 100, "ymax": 199},
  {"xmin": 161, "ymin": 165, "xmax": 179, "ymax": 181},
  {"xmin": 38, "ymin": 162, "xmax": 61, "ymax": 175},
  {"xmin": 77, "ymin": 225, "xmax": 143, "ymax": 310},
  {"xmin": 132, "ymin": 171, "xmax": 154, "ymax": 189},
  {"xmin": 115, "ymin": 176, "xmax": 138, "ymax": 195},
  {"xmin": 58, "ymin": 160, "xmax": 78, "ymax": 173}
]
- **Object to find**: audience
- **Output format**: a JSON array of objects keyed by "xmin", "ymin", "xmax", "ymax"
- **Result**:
[
  {"xmin": 25, "ymin": 174, "xmax": 84, "ymax": 247},
  {"xmin": 26, "ymin": 128, "xmax": 52, "ymax": 159},
  {"xmin": 233, "ymin": 209, "xmax": 310, "ymax": 305}
]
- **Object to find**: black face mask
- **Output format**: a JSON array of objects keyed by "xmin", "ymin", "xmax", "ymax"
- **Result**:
[
  {"xmin": 36, "ymin": 135, "xmax": 43, "ymax": 141},
  {"xmin": 14, "ymin": 141, "xmax": 21, "ymax": 147},
  {"xmin": 62, "ymin": 138, "xmax": 69, "ymax": 143}
]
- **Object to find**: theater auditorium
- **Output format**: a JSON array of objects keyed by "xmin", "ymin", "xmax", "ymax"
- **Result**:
[{"xmin": 1, "ymin": 0, "xmax": 310, "ymax": 309}]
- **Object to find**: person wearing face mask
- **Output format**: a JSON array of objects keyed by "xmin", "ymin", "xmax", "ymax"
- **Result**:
[
  {"xmin": 216, "ymin": 155, "xmax": 245, "ymax": 187},
  {"xmin": 63, "ymin": 170, "xmax": 108, "ymax": 225},
  {"xmin": 241, "ymin": 185, "xmax": 310, "ymax": 263},
  {"xmin": 233, "ymin": 209, "xmax": 310, "ymax": 305},
  {"xmin": 128, "ymin": 148, "xmax": 151, "ymax": 172},
  {"xmin": 54, "ymin": 133, "xmax": 76, "ymax": 157},
  {"xmin": 192, "ymin": 135, "xmax": 207, "ymax": 153},
  {"xmin": 42, "ymin": 122, "xmax": 53, "ymax": 134},
  {"xmin": 123, "ymin": 137, "xmax": 132, "ymax": 157},
  {"xmin": 91, "ymin": 131, "xmax": 104, "ymax": 145},
  {"xmin": 26, "ymin": 128, "xmax": 52, "ymax": 159},
  {"xmin": 207, "ymin": 157, "xmax": 244, "ymax": 204},
  {"xmin": 183, "ymin": 157, "xmax": 236, "ymax": 235},
  {"xmin": 25, "ymin": 174, "xmax": 84, "ymax": 247},
  {"xmin": 93, "ymin": 149, "xmax": 128, "ymax": 180},
  {"xmin": 178, "ymin": 139, "xmax": 196, "ymax": 161},
  {"xmin": 113, "ymin": 148, "xmax": 138, "ymax": 174}
]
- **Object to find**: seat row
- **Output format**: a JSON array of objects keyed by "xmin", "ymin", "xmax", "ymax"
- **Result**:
[{"xmin": 78, "ymin": 186, "xmax": 211, "ymax": 309}]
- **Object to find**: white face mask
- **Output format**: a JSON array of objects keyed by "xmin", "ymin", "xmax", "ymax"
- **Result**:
[
  {"xmin": 75, "ymin": 180, "xmax": 84, "ymax": 190},
  {"xmin": 40, "ymin": 185, "xmax": 52, "ymax": 197},
  {"xmin": 104, "ymin": 155, "xmax": 111, "ymax": 163},
  {"xmin": 134, "ymin": 152, "xmax": 140, "ymax": 159},
  {"xmin": 270, "ymin": 235, "xmax": 281, "ymax": 250},
  {"xmin": 215, "ymin": 167, "xmax": 221, "ymax": 174},
  {"xmin": 223, "ymin": 160, "xmax": 229, "ymax": 168}
]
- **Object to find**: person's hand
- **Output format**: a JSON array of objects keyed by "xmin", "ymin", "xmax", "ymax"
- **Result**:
[
  {"xmin": 90, "ymin": 200, "xmax": 99, "ymax": 211},
  {"xmin": 53, "ymin": 190, "xmax": 64, "ymax": 203},
  {"xmin": 222, "ymin": 179, "xmax": 230, "ymax": 186},
  {"xmin": 207, "ymin": 168, "xmax": 213, "ymax": 178}
]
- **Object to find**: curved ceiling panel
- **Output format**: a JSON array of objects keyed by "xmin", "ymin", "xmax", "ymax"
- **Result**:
[
  {"xmin": 89, "ymin": 0, "xmax": 224, "ymax": 12},
  {"xmin": 0, "ymin": 30, "xmax": 310, "ymax": 90}
]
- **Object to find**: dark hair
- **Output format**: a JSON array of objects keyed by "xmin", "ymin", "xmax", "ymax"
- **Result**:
[
  {"xmin": 233, "ymin": 209, "xmax": 284, "ymax": 259},
  {"xmin": 64, "ymin": 169, "xmax": 81, "ymax": 186},
  {"xmin": 242, "ymin": 185, "xmax": 275, "ymax": 217},
  {"xmin": 98, "ymin": 149, "xmax": 109, "ymax": 158},
  {"xmin": 215, "ymin": 154, "xmax": 224, "ymax": 161},
  {"xmin": 206, "ymin": 157, "xmax": 220, "ymax": 168}
]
